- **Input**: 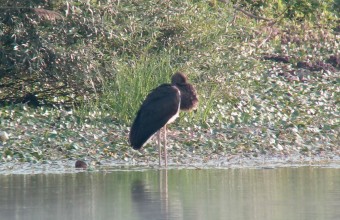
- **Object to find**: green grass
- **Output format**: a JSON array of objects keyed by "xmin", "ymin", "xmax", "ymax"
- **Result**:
[{"xmin": 78, "ymin": 52, "xmax": 179, "ymax": 123}]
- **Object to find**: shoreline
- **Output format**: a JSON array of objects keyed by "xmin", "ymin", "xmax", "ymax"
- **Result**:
[{"xmin": 1, "ymin": 154, "xmax": 339, "ymax": 175}]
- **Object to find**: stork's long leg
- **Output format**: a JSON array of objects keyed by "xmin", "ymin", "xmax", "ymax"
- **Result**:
[
  {"xmin": 158, "ymin": 129, "xmax": 162, "ymax": 166},
  {"xmin": 164, "ymin": 124, "xmax": 167, "ymax": 167}
]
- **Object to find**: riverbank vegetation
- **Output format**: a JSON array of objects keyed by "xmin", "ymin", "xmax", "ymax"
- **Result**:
[{"xmin": 0, "ymin": 0, "xmax": 339, "ymax": 165}]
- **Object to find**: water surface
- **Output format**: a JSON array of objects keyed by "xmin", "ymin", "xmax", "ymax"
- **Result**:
[{"xmin": 0, "ymin": 167, "xmax": 339, "ymax": 220}]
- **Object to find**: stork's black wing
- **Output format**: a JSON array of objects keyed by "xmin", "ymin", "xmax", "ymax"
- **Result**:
[{"xmin": 129, "ymin": 84, "xmax": 180, "ymax": 150}]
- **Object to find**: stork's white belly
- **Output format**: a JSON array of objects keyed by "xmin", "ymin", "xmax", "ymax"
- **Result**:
[{"xmin": 167, "ymin": 87, "xmax": 181, "ymax": 124}]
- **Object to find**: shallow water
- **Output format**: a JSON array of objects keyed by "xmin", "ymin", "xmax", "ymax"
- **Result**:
[{"xmin": 0, "ymin": 167, "xmax": 339, "ymax": 220}]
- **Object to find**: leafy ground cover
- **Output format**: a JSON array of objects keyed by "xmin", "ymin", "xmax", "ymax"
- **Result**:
[{"xmin": 0, "ymin": 1, "xmax": 339, "ymax": 168}]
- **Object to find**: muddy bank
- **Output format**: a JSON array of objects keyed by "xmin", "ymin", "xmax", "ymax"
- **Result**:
[{"xmin": 1, "ymin": 154, "xmax": 339, "ymax": 175}]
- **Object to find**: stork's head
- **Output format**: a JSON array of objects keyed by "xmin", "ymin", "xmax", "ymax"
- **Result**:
[{"xmin": 171, "ymin": 72, "xmax": 187, "ymax": 84}]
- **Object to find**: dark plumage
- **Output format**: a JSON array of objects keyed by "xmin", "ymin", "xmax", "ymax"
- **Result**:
[
  {"xmin": 129, "ymin": 84, "xmax": 180, "ymax": 150},
  {"xmin": 129, "ymin": 72, "xmax": 198, "ymax": 166},
  {"xmin": 171, "ymin": 72, "xmax": 198, "ymax": 111}
]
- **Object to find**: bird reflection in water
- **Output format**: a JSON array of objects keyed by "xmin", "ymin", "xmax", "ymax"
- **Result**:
[{"xmin": 131, "ymin": 170, "xmax": 181, "ymax": 220}]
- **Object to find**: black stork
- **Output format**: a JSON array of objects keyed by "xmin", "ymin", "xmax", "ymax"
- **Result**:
[{"xmin": 129, "ymin": 72, "xmax": 198, "ymax": 167}]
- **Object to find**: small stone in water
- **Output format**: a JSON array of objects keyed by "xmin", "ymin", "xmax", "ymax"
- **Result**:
[{"xmin": 75, "ymin": 160, "xmax": 87, "ymax": 169}]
